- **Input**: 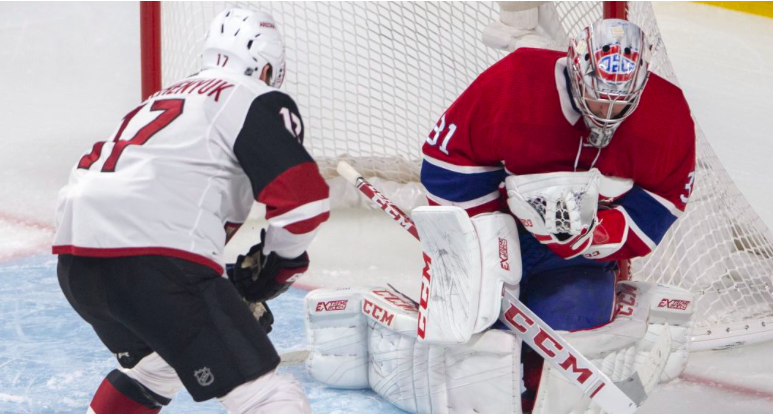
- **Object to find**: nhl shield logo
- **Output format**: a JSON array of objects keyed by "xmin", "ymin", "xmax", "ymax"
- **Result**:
[{"xmin": 194, "ymin": 367, "xmax": 214, "ymax": 387}]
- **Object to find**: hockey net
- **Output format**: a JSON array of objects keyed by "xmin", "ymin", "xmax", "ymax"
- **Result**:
[{"xmin": 147, "ymin": 1, "xmax": 773, "ymax": 351}]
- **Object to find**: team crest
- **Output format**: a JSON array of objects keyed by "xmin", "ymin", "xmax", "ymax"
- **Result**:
[
  {"xmin": 194, "ymin": 367, "xmax": 215, "ymax": 386},
  {"xmin": 594, "ymin": 44, "xmax": 639, "ymax": 84}
]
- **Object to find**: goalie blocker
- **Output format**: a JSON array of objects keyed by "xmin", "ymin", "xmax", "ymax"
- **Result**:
[{"xmin": 304, "ymin": 207, "xmax": 695, "ymax": 414}]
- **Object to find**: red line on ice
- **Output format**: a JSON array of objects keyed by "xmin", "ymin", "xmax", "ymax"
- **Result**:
[
  {"xmin": 0, "ymin": 211, "xmax": 55, "ymax": 263},
  {"xmin": 0, "ymin": 211, "xmax": 55, "ymax": 232},
  {"xmin": 681, "ymin": 372, "xmax": 773, "ymax": 401}
]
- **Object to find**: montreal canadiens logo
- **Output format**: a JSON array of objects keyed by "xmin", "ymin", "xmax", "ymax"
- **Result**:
[{"xmin": 595, "ymin": 44, "xmax": 639, "ymax": 83}]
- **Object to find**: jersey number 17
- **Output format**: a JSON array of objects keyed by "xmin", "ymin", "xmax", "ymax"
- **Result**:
[{"xmin": 78, "ymin": 99, "xmax": 185, "ymax": 172}]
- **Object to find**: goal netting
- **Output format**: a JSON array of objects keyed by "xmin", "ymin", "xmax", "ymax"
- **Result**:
[{"xmin": 150, "ymin": 1, "xmax": 773, "ymax": 351}]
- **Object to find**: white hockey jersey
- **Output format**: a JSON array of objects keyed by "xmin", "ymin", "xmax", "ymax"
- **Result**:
[{"xmin": 53, "ymin": 69, "xmax": 330, "ymax": 274}]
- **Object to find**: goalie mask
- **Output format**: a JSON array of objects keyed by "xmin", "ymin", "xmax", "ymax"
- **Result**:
[
  {"xmin": 202, "ymin": 8, "xmax": 286, "ymax": 88},
  {"xmin": 567, "ymin": 19, "xmax": 652, "ymax": 148}
]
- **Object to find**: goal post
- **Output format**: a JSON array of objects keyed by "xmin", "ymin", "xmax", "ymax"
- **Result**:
[
  {"xmin": 140, "ymin": 2, "xmax": 161, "ymax": 101},
  {"xmin": 139, "ymin": 1, "xmax": 773, "ymax": 351}
]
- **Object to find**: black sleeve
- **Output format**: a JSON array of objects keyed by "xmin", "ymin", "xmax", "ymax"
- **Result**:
[{"xmin": 233, "ymin": 92, "xmax": 313, "ymax": 199}]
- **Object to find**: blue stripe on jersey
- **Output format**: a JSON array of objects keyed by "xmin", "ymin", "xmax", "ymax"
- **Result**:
[
  {"xmin": 616, "ymin": 186, "xmax": 677, "ymax": 244},
  {"xmin": 420, "ymin": 159, "xmax": 505, "ymax": 203}
]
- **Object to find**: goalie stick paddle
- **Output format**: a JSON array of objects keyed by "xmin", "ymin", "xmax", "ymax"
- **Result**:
[{"xmin": 335, "ymin": 160, "xmax": 670, "ymax": 414}]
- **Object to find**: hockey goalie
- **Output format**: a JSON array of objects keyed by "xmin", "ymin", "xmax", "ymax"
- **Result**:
[{"xmin": 305, "ymin": 15, "xmax": 697, "ymax": 414}]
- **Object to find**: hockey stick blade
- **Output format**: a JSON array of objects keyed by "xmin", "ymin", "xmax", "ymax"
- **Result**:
[{"xmin": 279, "ymin": 350, "xmax": 311, "ymax": 367}]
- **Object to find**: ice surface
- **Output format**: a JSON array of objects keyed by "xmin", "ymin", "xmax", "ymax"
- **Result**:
[
  {"xmin": 1, "ymin": 2, "xmax": 772, "ymax": 413},
  {"xmin": 0, "ymin": 254, "xmax": 408, "ymax": 413}
]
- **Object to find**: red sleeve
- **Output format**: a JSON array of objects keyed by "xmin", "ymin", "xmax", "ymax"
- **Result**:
[{"xmin": 421, "ymin": 70, "xmax": 507, "ymax": 217}]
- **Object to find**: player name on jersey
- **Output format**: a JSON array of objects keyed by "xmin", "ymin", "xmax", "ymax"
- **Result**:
[{"xmin": 151, "ymin": 78, "xmax": 235, "ymax": 102}]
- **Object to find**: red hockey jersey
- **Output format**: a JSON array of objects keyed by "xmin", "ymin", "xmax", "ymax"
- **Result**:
[{"xmin": 422, "ymin": 48, "xmax": 696, "ymax": 260}]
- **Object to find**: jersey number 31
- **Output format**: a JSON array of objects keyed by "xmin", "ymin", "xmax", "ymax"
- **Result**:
[{"xmin": 426, "ymin": 114, "xmax": 457, "ymax": 155}]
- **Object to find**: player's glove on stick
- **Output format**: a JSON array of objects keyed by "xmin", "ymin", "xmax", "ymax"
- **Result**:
[
  {"xmin": 506, "ymin": 169, "xmax": 601, "ymax": 259},
  {"xmin": 248, "ymin": 301, "xmax": 275, "ymax": 333},
  {"xmin": 228, "ymin": 230, "xmax": 310, "ymax": 302}
]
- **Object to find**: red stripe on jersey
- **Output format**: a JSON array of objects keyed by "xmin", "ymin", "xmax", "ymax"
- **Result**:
[
  {"xmin": 284, "ymin": 211, "xmax": 331, "ymax": 235},
  {"xmin": 276, "ymin": 262, "xmax": 309, "ymax": 284},
  {"xmin": 52, "ymin": 245, "xmax": 223, "ymax": 274},
  {"xmin": 258, "ymin": 162, "xmax": 329, "ymax": 220}
]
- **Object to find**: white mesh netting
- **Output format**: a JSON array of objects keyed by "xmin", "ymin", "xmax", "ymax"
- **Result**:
[{"xmin": 156, "ymin": 1, "xmax": 773, "ymax": 350}]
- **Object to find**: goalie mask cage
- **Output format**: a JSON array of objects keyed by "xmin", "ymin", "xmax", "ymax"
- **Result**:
[{"xmin": 141, "ymin": 1, "xmax": 773, "ymax": 351}]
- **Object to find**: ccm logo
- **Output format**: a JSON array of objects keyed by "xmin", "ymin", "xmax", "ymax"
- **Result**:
[
  {"xmin": 315, "ymin": 300, "xmax": 348, "ymax": 312},
  {"xmin": 616, "ymin": 284, "xmax": 638, "ymax": 317},
  {"xmin": 499, "ymin": 238, "xmax": 510, "ymax": 270},
  {"xmin": 519, "ymin": 218, "xmax": 533, "ymax": 228},
  {"xmin": 417, "ymin": 252, "xmax": 432, "ymax": 339},
  {"xmin": 503, "ymin": 302, "xmax": 600, "ymax": 394},
  {"xmin": 363, "ymin": 299, "xmax": 394, "ymax": 326},
  {"xmin": 370, "ymin": 191, "xmax": 415, "ymax": 233},
  {"xmin": 372, "ymin": 289, "xmax": 417, "ymax": 312},
  {"xmin": 658, "ymin": 298, "xmax": 691, "ymax": 310}
]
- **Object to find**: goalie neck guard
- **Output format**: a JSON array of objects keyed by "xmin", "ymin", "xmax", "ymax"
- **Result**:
[{"xmin": 567, "ymin": 19, "xmax": 652, "ymax": 148}]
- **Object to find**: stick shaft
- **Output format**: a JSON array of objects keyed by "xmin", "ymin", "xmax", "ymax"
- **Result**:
[{"xmin": 336, "ymin": 162, "xmax": 420, "ymax": 240}]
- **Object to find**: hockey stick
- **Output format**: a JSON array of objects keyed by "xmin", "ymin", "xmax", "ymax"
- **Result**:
[
  {"xmin": 336, "ymin": 160, "xmax": 669, "ymax": 414},
  {"xmin": 241, "ymin": 289, "xmax": 312, "ymax": 366}
]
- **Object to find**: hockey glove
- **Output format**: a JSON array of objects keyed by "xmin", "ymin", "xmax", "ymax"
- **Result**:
[
  {"xmin": 506, "ymin": 170, "xmax": 600, "ymax": 259},
  {"xmin": 227, "ymin": 230, "xmax": 310, "ymax": 303}
]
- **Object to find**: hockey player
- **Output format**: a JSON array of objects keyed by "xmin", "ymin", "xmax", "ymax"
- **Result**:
[
  {"xmin": 302, "ymin": 18, "xmax": 696, "ymax": 414},
  {"xmin": 53, "ymin": 9, "xmax": 327, "ymax": 414},
  {"xmin": 421, "ymin": 18, "xmax": 695, "ymax": 412}
]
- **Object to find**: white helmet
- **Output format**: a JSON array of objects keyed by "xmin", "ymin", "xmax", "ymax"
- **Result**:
[
  {"xmin": 202, "ymin": 8, "xmax": 286, "ymax": 88},
  {"xmin": 567, "ymin": 19, "xmax": 652, "ymax": 148}
]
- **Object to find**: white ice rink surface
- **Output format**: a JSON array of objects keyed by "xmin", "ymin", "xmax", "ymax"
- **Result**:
[{"xmin": 1, "ymin": 2, "xmax": 772, "ymax": 413}]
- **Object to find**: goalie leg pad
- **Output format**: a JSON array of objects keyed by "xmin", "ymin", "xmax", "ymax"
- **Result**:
[
  {"xmin": 305, "ymin": 287, "xmax": 374, "ymax": 389},
  {"xmin": 413, "ymin": 206, "xmax": 521, "ymax": 344},
  {"xmin": 369, "ymin": 323, "xmax": 523, "ymax": 414},
  {"xmin": 635, "ymin": 282, "xmax": 695, "ymax": 383},
  {"xmin": 306, "ymin": 286, "xmax": 524, "ymax": 414}
]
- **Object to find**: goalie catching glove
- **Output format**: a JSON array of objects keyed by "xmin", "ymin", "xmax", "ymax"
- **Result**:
[
  {"xmin": 227, "ymin": 229, "xmax": 309, "ymax": 303},
  {"xmin": 506, "ymin": 169, "xmax": 630, "ymax": 260}
]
